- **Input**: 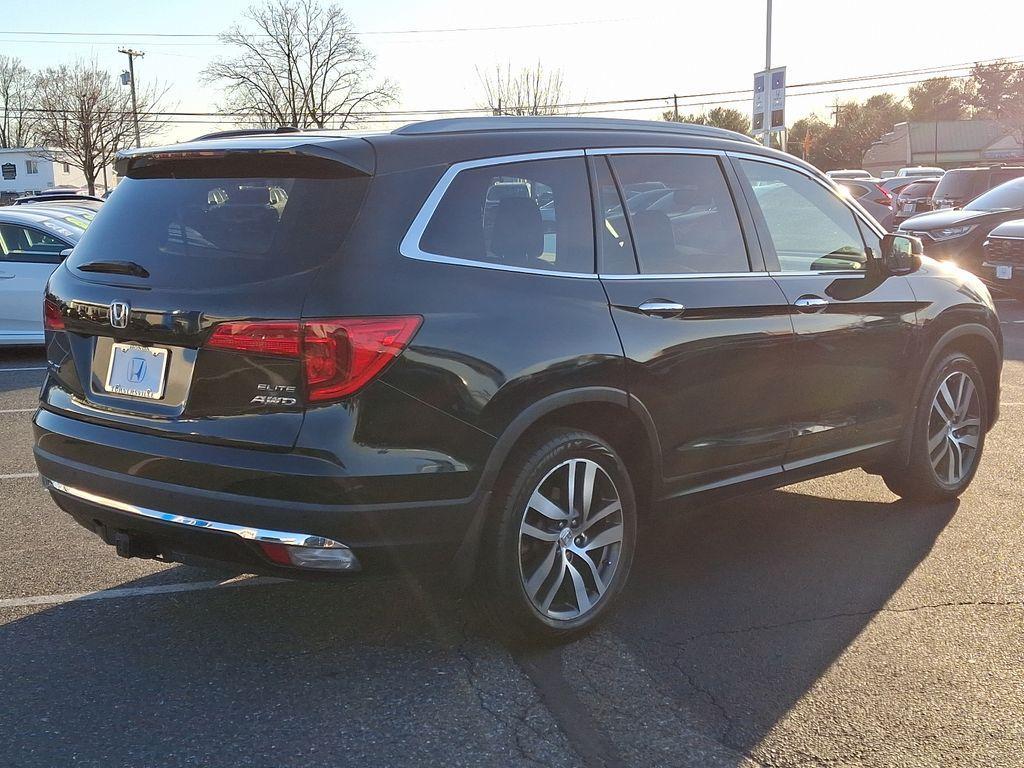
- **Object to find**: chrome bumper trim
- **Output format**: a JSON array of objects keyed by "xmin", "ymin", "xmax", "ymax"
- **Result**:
[{"xmin": 44, "ymin": 478, "xmax": 355, "ymax": 553}]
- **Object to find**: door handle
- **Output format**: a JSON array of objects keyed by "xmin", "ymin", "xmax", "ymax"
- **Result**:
[
  {"xmin": 637, "ymin": 300, "xmax": 685, "ymax": 318},
  {"xmin": 0, "ymin": 271, "xmax": 14, "ymax": 280},
  {"xmin": 793, "ymin": 295, "xmax": 828, "ymax": 313}
]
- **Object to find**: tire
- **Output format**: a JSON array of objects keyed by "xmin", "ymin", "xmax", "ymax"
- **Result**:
[
  {"xmin": 485, "ymin": 428, "xmax": 637, "ymax": 642},
  {"xmin": 883, "ymin": 352, "xmax": 987, "ymax": 502}
]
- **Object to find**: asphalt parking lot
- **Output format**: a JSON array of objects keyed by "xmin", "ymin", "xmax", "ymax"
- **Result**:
[{"xmin": 1, "ymin": 302, "xmax": 1022, "ymax": 768}]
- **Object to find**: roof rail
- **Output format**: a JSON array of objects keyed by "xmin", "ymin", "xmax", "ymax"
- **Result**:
[
  {"xmin": 191, "ymin": 126, "xmax": 302, "ymax": 142},
  {"xmin": 392, "ymin": 116, "xmax": 759, "ymax": 144}
]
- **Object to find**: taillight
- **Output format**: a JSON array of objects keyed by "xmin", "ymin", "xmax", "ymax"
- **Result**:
[
  {"xmin": 873, "ymin": 184, "xmax": 893, "ymax": 206},
  {"xmin": 303, "ymin": 317, "xmax": 421, "ymax": 402},
  {"xmin": 43, "ymin": 298, "xmax": 65, "ymax": 331},
  {"xmin": 205, "ymin": 316, "xmax": 421, "ymax": 403},
  {"xmin": 206, "ymin": 320, "xmax": 302, "ymax": 357}
]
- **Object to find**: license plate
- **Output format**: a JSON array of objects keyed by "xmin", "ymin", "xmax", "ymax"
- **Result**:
[
  {"xmin": 996, "ymin": 265, "xmax": 1013, "ymax": 280},
  {"xmin": 904, "ymin": 202, "xmax": 916, "ymax": 213},
  {"xmin": 104, "ymin": 343, "xmax": 169, "ymax": 400}
]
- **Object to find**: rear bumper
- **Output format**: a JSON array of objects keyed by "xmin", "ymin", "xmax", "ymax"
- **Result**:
[{"xmin": 34, "ymin": 408, "xmax": 482, "ymax": 574}]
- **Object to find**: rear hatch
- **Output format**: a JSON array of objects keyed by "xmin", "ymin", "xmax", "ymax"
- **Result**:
[
  {"xmin": 42, "ymin": 139, "xmax": 373, "ymax": 449},
  {"xmin": 932, "ymin": 169, "xmax": 987, "ymax": 208}
]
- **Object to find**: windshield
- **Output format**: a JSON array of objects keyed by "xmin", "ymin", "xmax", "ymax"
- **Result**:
[{"xmin": 964, "ymin": 177, "xmax": 1024, "ymax": 212}]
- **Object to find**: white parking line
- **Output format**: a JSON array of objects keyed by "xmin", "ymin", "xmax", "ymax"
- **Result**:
[
  {"xmin": 0, "ymin": 408, "xmax": 35, "ymax": 414},
  {"xmin": 0, "ymin": 472, "xmax": 38, "ymax": 480},
  {"xmin": 0, "ymin": 575, "xmax": 289, "ymax": 609},
  {"xmin": 0, "ymin": 367, "xmax": 46, "ymax": 373}
]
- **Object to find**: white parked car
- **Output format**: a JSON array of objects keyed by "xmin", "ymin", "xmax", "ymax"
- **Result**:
[{"xmin": 0, "ymin": 204, "xmax": 95, "ymax": 345}]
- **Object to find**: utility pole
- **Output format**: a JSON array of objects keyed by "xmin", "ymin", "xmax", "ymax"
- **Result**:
[
  {"xmin": 118, "ymin": 48, "xmax": 145, "ymax": 147},
  {"xmin": 830, "ymin": 100, "xmax": 843, "ymax": 127},
  {"xmin": 673, "ymin": 94, "xmax": 679, "ymax": 121},
  {"xmin": 763, "ymin": 0, "xmax": 772, "ymax": 146}
]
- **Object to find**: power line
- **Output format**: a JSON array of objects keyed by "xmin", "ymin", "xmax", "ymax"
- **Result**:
[
  {"xmin": 0, "ymin": 18, "xmax": 633, "ymax": 39},
  {"xmin": 9, "ymin": 62, "xmax": 1020, "ymax": 123}
]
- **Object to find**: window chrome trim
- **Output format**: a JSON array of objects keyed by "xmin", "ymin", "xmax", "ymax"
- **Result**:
[
  {"xmin": 585, "ymin": 147, "xmax": 726, "ymax": 157},
  {"xmin": 44, "ymin": 479, "xmax": 359, "ymax": 562},
  {"xmin": 598, "ymin": 271, "xmax": 766, "ymax": 280},
  {"xmin": 399, "ymin": 149, "xmax": 599, "ymax": 279}
]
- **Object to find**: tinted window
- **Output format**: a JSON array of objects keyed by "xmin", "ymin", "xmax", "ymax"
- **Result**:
[
  {"xmin": 965, "ymin": 177, "xmax": 1024, "ymax": 212},
  {"xmin": 68, "ymin": 156, "xmax": 369, "ymax": 289},
  {"xmin": 0, "ymin": 224, "xmax": 68, "ymax": 263},
  {"xmin": 738, "ymin": 159, "xmax": 868, "ymax": 272},
  {"xmin": 592, "ymin": 158, "xmax": 637, "ymax": 275},
  {"xmin": 608, "ymin": 154, "xmax": 748, "ymax": 274},
  {"xmin": 420, "ymin": 157, "xmax": 594, "ymax": 274},
  {"xmin": 934, "ymin": 169, "xmax": 986, "ymax": 200},
  {"xmin": 841, "ymin": 182, "xmax": 870, "ymax": 199},
  {"xmin": 900, "ymin": 181, "xmax": 937, "ymax": 198}
]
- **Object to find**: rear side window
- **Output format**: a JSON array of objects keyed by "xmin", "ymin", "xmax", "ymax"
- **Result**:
[
  {"xmin": 608, "ymin": 154, "xmax": 749, "ymax": 274},
  {"xmin": 68, "ymin": 155, "xmax": 369, "ymax": 288},
  {"xmin": 419, "ymin": 156, "xmax": 594, "ymax": 274}
]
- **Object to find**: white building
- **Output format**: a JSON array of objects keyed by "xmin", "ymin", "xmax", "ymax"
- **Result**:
[{"xmin": 0, "ymin": 148, "xmax": 89, "ymax": 202}]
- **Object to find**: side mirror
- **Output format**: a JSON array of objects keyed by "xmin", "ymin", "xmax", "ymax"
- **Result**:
[
  {"xmin": 59, "ymin": 248, "xmax": 73, "ymax": 260},
  {"xmin": 879, "ymin": 233, "xmax": 923, "ymax": 275}
]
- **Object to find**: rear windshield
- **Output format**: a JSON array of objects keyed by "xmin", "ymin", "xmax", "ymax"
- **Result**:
[
  {"xmin": 900, "ymin": 181, "xmax": 936, "ymax": 198},
  {"xmin": 68, "ymin": 155, "xmax": 369, "ymax": 287},
  {"xmin": 933, "ymin": 170, "xmax": 988, "ymax": 200},
  {"xmin": 965, "ymin": 177, "xmax": 1024, "ymax": 212}
]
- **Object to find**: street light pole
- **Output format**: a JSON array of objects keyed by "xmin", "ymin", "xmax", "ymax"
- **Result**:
[
  {"xmin": 763, "ymin": 0, "xmax": 772, "ymax": 147},
  {"xmin": 118, "ymin": 48, "xmax": 145, "ymax": 148}
]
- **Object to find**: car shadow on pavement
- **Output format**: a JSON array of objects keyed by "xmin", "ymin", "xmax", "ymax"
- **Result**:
[{"xmin": 0, "ymin": 486, "xmax": 957, "ymax": 767}]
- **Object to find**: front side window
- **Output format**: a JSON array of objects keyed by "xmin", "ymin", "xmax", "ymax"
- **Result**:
[
  {"xmin": 0, "ymin": 224, "xmax": 67, "ymax": 263},
  {"xmin": 608, "ymin": 154, "xmax": 749, "ymax": 274},
  {"xmin": 419, "ymin": 156, "xmax": 594, "ymax": 274},
  {"xmin": 737, "ymin": 159, "xmax": 868, "ymax": 272}
]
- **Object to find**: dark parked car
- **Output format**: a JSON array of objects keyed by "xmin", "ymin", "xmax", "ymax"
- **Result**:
[
  {"xmin": 931, "ymin": 165, "xmax": 1024, "ymax": 210},
  {"xmin": 983, "ymin": 218, "xmax": 1024, "ymax": 296},
  {"xmin": 838, "ymin": 178, "xmax": 894, "ymax": 230},
  {"xmin": 893, "ymin": 177, "xmax": 942, "ymax": 225},
  {"xmin": 36, "ymin": 117, "xmax": 1002, "ymax": 638},
  {"xmin": 900, "ymin": 176, "xmax": 1024, "ymax": 275}
]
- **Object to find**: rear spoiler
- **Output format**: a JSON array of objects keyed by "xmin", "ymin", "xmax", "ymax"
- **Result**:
[{"xmin": 115, "ymin": 136, "xmax": 375, "ymax": 178}]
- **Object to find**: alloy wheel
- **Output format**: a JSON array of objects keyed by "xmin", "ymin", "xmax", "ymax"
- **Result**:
[
  {"xmin": 927, "ymin": 370, "xmax": 982, "ymax": 486},
  {"xmin": 517, "ymin": 458, "xmax": 624, "ymax": 621}
]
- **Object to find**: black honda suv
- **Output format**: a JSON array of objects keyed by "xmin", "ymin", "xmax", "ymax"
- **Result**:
[{"xmin": 35, "ymin": 117, "xmax": 1002, "ymax": 638}]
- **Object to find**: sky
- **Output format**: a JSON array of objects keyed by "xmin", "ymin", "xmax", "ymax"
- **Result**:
[{"xmin": 3, "ymin": 0, "xmax": 1023, "ymax": 143}]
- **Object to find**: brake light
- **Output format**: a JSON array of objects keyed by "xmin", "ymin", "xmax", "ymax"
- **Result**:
[
  {"xmin": 206, "ymin": 316, "xmax": 421, "ymax": 403},
  {"xmin": 43, "ymin": 298, "xmax": 65, "ymax": 330}
]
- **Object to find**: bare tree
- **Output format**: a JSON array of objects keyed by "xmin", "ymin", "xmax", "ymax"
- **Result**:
[
  {"xmin": 478, "ymin": 62, "xmax": 569, "ymax": 116},
  {"xmin": 202, "ymin": 0, "xmax": 397, "ymax": 129},
  {"xmin": 34, "ymin": 59, "xmax": 166, "ymax": 194},
  {"xmin": 0, "ymin": 56, "xmax": 37, "ymax": 148}
]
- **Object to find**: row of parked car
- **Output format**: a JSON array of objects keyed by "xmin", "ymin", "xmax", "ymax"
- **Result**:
[{"xmin": 826, "ymin": 164, "xmax": 1024, "ymax": 295}]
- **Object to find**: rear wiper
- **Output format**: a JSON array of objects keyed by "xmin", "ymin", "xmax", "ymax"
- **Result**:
[{"xmin": 76, "ymin": 260, "xmax": 150, "ymax": 278}]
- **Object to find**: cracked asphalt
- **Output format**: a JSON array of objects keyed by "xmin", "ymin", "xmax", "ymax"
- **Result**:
[{"xmin": 2, "ymin": 300, "xmax": 1023, "ymax": 767}]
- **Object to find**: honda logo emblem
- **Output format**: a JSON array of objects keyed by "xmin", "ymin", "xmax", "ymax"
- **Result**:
[{"xmin": 109, "ymin": 301, "xmax": 130, "ymax": 329}]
